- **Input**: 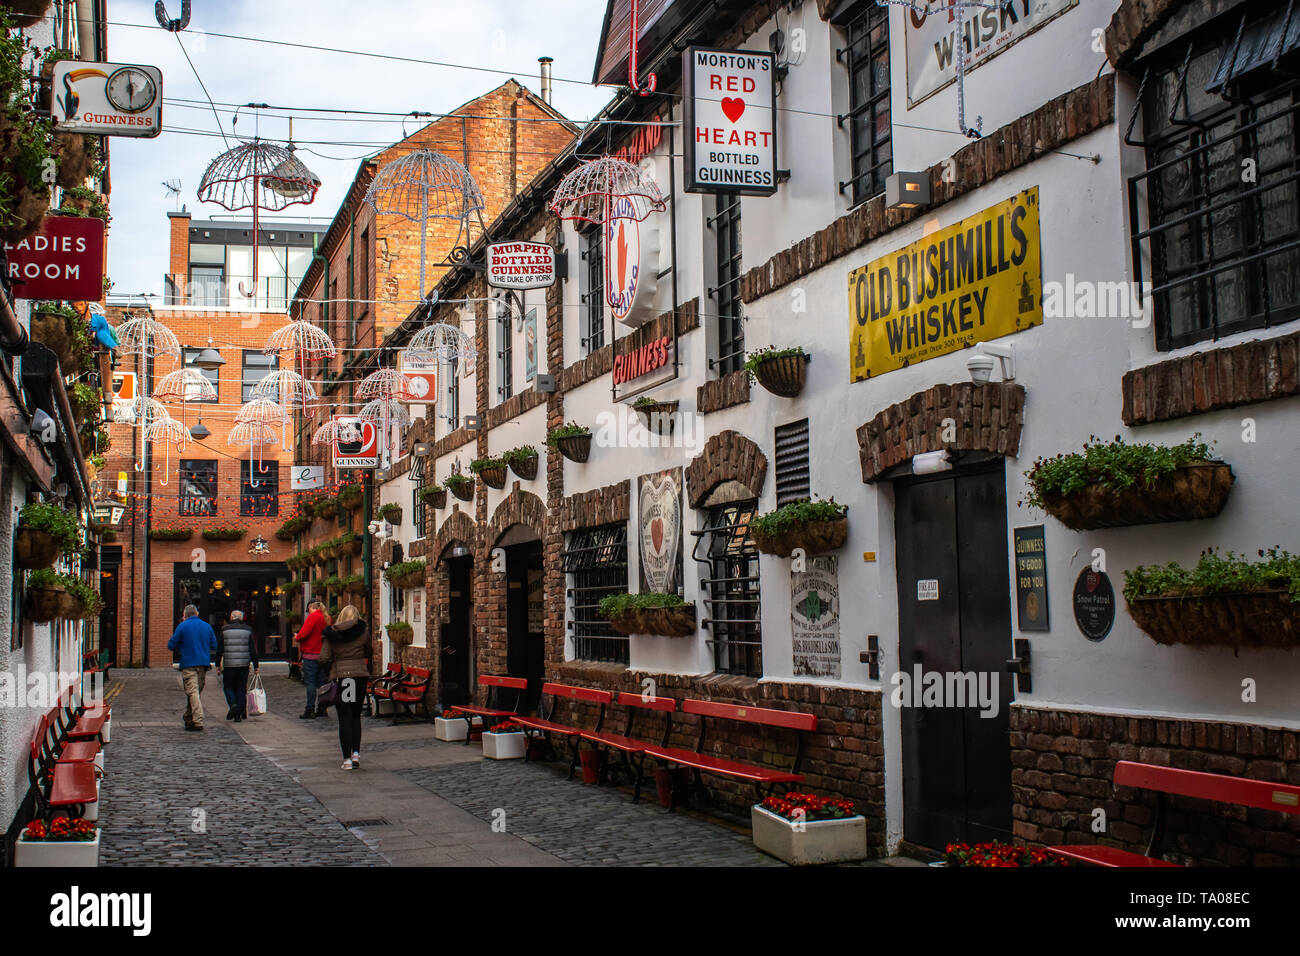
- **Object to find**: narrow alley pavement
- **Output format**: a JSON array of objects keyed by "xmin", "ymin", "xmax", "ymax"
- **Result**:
[{"xmin": 94, "ymin": 667, "xmax": 831, "ymax": 867}]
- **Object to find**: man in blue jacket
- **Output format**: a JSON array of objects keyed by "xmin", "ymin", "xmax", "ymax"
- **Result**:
[{"xmin": 168, "ymin": 604, "xmax": 218, "ymax": 731}]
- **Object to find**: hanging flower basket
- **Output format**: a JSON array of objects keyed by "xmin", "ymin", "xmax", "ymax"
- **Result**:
[
  {"xmin": 504, "ymin": 447, "xmax": 539, "ymax": 481},
  {"xmin": 315, "ymin": 501, "xmax": 340, "ymax": 520},
  {"xmin": 320, "ymin": 542, "xmax": 340, "ymax": 560},
  {"xmin": 15, "ymin": 527, "xmax": 61, "ymax": 570},
  {"xmin": 748, "ymin": 349, "xmax": 811, "ymax": 398},
  {"xmin": 556, "ymin": 434, "xmax": 591, "ymax": 463},
  {"xmin": 633, "ymin": 399, "xmax": 678, "ymax": 433},
  {"xmin": 339, "ymin": 485, "xmax": 364, "ymax": 512},
  {"xmin": 343, "ymin": 576, "xmax": 367, "ymax": 595},
  {"xmin": 339, "ymin": 535, "xmax": 364, "ymax": 556},
  {"xmin": 445, "ymin": 476, "xmax": 475, "ymax": 502},
  {"xmin": 1126, "ymin": 591, "xmax": 1300, "ymax": 650},
  {"xmin": 471, "ymin": 457, "xmax": 509, "ymax": 490},
  {"xmin": 386, "ymin": 621, "xmax": 414, "ymax": 646},
  {"xmin": 599, "ymin": 595, "xmax": 696, "ymax": 638},
  {"xmin": 385, "ymin": 559, "xmax": 427, "ymax": 590},
  {"xmin": 748, "ymin": 499, "xmax": 849, "ymax": 558},
  {"xmin": 26, "ymin": 586, "xmax": 66, "ymax": 623},
  {"xmin": 55, "ymin": 589, "xmax": 84, "ymax": 619},
  {"xmin": 30, "ymin": 307, "xmax": 79, "ymax": 371},
  {"xmin": 379, "ymin": 503, "xmax": 403, "ymax": 524},
  {"xmin": 1037, "ymin": 462, "xmax": 1235, "ymax": 531}
]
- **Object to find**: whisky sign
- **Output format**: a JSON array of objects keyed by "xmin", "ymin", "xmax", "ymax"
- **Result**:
[{"xmin": 849, "ymin": 187, "xmax": 1043, "ymax": 381}]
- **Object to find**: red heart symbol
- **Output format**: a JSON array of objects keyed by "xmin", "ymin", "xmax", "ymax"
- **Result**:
[
  {"xmin": 721, "ymin": 97, "xmax": 745, "ymax": 123},
  {"xmin": 651, "ymin": 518, "xmax": 663, "ymax": 553}
]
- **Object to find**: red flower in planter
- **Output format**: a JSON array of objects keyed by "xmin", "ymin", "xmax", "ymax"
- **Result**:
[
  {"xmin": 486, "ymin": 719, "xmax": 526, "ymax": 734},
  {"xmin": 760, "ymin": 791, "xmax": 858, "ymax": 822}
]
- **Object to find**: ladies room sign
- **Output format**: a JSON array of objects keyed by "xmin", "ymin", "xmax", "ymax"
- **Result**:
[{"xmin": 682, "ymin": 47, "xmax": 777, "ymax": 195}]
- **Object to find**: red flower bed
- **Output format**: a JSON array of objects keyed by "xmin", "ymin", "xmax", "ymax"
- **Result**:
[
  {"xmin": 485, "ymin": 719, "xmax": 526, "ymax": 734},
  {"xmin": 24, "ymin": 818, "xmax": 96, "ymax": 841},
  {"xmin": 759, "ymin": 792, "xmax": 857, "ymax": 822},
  {"xmin": 943, "ymin": 842, "xmax": 1070, "ymax": 867}
]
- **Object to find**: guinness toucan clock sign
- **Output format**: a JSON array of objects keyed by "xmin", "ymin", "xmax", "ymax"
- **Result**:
[{"xmin": 51, "ymin": 61, "xmax": 163, "ymax": 138}]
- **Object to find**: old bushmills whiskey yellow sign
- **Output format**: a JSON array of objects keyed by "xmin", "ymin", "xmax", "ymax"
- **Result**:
[{"xmin": 849, "ymin": 187, "xmax": 1043, "ymax": 381}]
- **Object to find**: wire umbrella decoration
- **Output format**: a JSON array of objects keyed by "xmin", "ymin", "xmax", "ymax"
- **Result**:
[
  {"xmin": 118, "ymin": 395, "xmax": 169, "ymax": 425},
  {"xmin": 359, "ymin": 398, "xmax": 412, "ymax": 428},
  {"xmin": 153, "ymin": 367, "xmax": 217, "ymax": 403},
  {"xmin": 143, "ymin": 417, "xmax": 193, "ymax": 487},
  {"xmin": 311, "ymin": 417, "xmax": 361, "ymax": 482},
  {"xmin": 115, "ymin": 312, "xmax": 182, "ymax": 471},
  {"xmin": 404, "ymin": 321, "xmax": 476, "ymax": 366},
  {"xmin": 363, "ymin": 148, "xmax": 486, "ymax": 311},
  {"xmin": 227, "ymin": 419, "xmax": 279, "ymax": 487},
  {"xmin": 198, "ymin": 138, "xmax": 321, "ymax": 303},
  {"xmin": 251, "ymin": 368, "xmax": 319, "ymax": 450},
  {"xmin": 356, "ymin": 367, "xmax": 415, "ymax": 469}
]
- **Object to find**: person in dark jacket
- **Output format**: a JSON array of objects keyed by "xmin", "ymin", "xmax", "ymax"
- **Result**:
[
  {"xmin": 294, "ymin": 600, "xmax": 331, "ymax": 719},
  {"xmin": 216, "ymin": 610, "xmax": 259, "ymax": 722},
  {"xmin": 319, "ymin": 604, "xmax": 371, "ymax": 770},
  {"xmin": 167, "ymin": 604, "xmax": 218, "ymax": 731}
]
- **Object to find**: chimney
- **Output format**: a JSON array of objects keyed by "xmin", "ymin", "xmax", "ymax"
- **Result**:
[{"xmin": 538, "ymin": 57, "xmax": 553, "ymax": 105}]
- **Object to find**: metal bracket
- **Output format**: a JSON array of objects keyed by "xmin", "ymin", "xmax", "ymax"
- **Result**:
[
  {"xmin": 1004, "ymin": 638, "xmax": 1032, "ymax": 694},
  {"xmin": 858, "ymin": 635, "xmax": 880, "ymax": 680}
]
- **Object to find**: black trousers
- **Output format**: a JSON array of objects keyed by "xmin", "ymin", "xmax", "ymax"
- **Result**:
[
  {"xmin": 222, "ymin": 666, "xmax": 250, "ymax": 715},
  {"xmin": 337, "ymin": 678, "xmax": 367, "ymax": 758}
]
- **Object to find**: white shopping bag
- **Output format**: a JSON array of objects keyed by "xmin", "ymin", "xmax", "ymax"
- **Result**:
[{"xmin": 246, "ymin": 672, "xmax": 267, "ymax": 716}]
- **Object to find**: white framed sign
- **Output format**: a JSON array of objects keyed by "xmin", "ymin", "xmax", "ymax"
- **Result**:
[
  {"xmin": 486, "ymin": 241, "xmax": 556, "ymax": 290},
  {"xmin": 682, "ymin": 46, "xmax": 776, "ymax": 195},
  {"xmin": 51, "ymin": 61, "xmax": 162, "ymax": 137},
  {"xmin": 605, "ymin": 200, "xmax": 659, "ymax": 327},
  {"xmin": 904, "ymin": 0, "xmax": 1078, "ymax": 107},
  {"xmin": 332, "ymin": 416, "xmax": 378, "ymax": 470},
  {"xmin": 397, "ymin": 352, "xmax": 437, "ymax": 405},
  {"xmin": 290, "ymin": 465, "xmax": 324, "ymax": 490}
]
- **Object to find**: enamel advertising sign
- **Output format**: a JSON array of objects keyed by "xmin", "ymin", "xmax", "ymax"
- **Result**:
[
  {"xmin": 331, "ymin": 416, "xmax": 378, "ymax": 470},
  {"xmin": 682, "ymin": 47, "xmax": 777, "ymax": 195},
  {"xmin": 904, "ymin": 0, "xmax": 1078, "ymax": 106},
  {"xmin": 51, "ymin": 61, "xmax": 163, "ymax": 137},
  {"xmin": 397, "ymin": 352, "xmax": 437, "ymax": 406},
  {"xmin": 4, "ymin": 216, "xmax": 105, "ymax": 300},
  {"xmin": 638, "ymin": 468, "xmax": 683, "ymax": 595},
  {"xmin": 486, "ymin": 241, "xmax": 556, "ymax": 290},
  {"xmin": 848, "ymin": 187, "xmax": 1043, "ymax": 381},
  {"xmin": 605, "ymin": 196, "xmax": 659, "ymax": 327}
]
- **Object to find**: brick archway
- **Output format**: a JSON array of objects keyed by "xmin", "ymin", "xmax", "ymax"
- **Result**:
[
  {"xmin": 431, "ymin": 509, "xmax": 476, "ymax": 567},
  {"xmin": 476, "ymin": 489, "xmax": 548, "ymax": 686},
  {"xmin": 685, "ymin": 430, "xmax": 768, "ymax": 508},
  {"xmin": 855, "ymin": 382, "xmax": 1026, "ymax": 482},
  {"xmin": 484, "ymin": 489, "xmax": 548, "ymax": 551}
]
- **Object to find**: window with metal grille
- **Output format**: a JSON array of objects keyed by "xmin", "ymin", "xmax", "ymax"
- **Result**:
[
  {"xmin": 1129, "ymin": 13, "xmax": 1300, "ymax": 351},
  {"xmin": 359, "ymin": 228, "xmax": 370, "ymax": 326},
  {"xmin": 695, "ymin": 501, "xmax": 761, "ymax": 677},
  {"xmin": 181, "ymin": 349, "xmax": 219, "ymax": 402},
  {"xmin": 412, "ymin": 457, "xmax": 428, "ymax": 538},
  {"xmin": 240, "ymin": 459, "xmax": 279, "ymax": 516},
  {"xmin": 581, "ymin": 226, "xmax": 605, "ymax": 353},
  {"xmin": 241, "ymin": 350, "xmax": 278, "ymax": 402},
  {"xmin": 710, "ymin": 195, "xmax": 744, "ymax": 374},
  {"xmin": 446, "ymin": 352, "xmax": 460, "ymax": 426},
  {"xmin": 838, "ymin": 3, "xmax": 892, "ymax": 206},
  {"xmin": 563, "ymin": 523, "xmax": 629, "ymax": 664},
  {"xmin": 179, "ymin": 460, "xmax": 218, "ymax": 516},
  {"xmin": 497, "ymin": 299, "xmax": 513, "ymax": 401},
  {"xmin": 774, "ymin": 419, "xmax": 811, "ymax": 506}
]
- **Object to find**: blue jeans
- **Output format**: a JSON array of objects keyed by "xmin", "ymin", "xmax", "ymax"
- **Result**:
[{"xmin": 303, "ymin": 658, "xmax": 324, "ymax": 713}]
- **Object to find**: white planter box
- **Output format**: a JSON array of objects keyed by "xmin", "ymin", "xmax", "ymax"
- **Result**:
[
  {"xmin": 750, "ymin": 805, "xmax": 868, "ymax": 865},
  {"xmin": 94, "ymin": 752, "xmax": 104, "ymax": 773},
  {"xmin": 434, "ymin": 716, "xmax": 481, "ymax": 741},
  {"xmin": 482, "ymin": 732, "xmax": 526, "ymax": 760},
  {"xmin": 84, "ymin": 780, "xmax": 100, "ymax": 822},
  {"xmin": 16, "ymin": 829, "xmax": 100, "ymax": 867},
  {"xmin": 101, "ymin": 717, "xmax": 110, "ymax": 744}
]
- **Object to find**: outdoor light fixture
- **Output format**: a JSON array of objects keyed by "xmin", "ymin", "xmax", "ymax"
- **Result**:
[
  {"xmin": 463, "ymin": 415, "xmax": 482, "ymax": 431},
  {"xmin": 411, "ymin": 442, "xmax": 431, "ymax": 457},
  {"xmin": 212, "ymin": 579, "xmax": 224, "ymax": 589},
  {"xmin": 912, "ymin": 450, "xmax": 953, "ymax": 476},
  {"xmin": 534, "ymin": 373, "xmax": 557, "ymax": 394},
  {"xmin": 886, "ymin": 171, "xmax": 931, "ymax": 211},
  {"xmin": 192, "ymin": 338, "xmax": 226, "ymax": 371},
  {"xmin": 966, "ymin": 342, "xmax": 1015, "ymax": 384},
  {"xmin": 190, "ymin": 418, "xmax": 211, "ymax": 440}
]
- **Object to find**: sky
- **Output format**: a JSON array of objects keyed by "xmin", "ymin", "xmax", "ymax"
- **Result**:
[{"xmin": 105, "ymin": 0, "xmax": 616, "ymax": 300}]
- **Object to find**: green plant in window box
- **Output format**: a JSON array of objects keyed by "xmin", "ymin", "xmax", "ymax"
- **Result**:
[
  {"xmin": 502, "ymin": 445, "xmax": 539, "ymax": 481},
  {"xmin": 149, "ymin": 527, "xmax": 194, "ymax": 542},
  {"xmin": 55, "ymin": 184, "xmax": 109, "ymax": 222},
  {"xmin": 748, "ymin": 498, "xmax": 848, "ymax": 558},
  {"xmin": 384, "ymin": 559, "xmax": 426, "ymax": 589},
  {"xmin": 597, "ymin": 592, "xmax": 696, "ymax": 638},
  {"xmin": 202, "ymin": 527, "xmax": 246, "ymax": 542}
]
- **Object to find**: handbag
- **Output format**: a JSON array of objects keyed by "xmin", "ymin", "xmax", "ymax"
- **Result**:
[
  {"xmin": 246, "ymin": 672, "xmax": 267, "ymax": 715},
  {"xmin": 316, "ymin": 678, "xmax": 340, "ymax": 708}
]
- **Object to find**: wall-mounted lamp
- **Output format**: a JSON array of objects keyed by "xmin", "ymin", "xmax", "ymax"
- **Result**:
[
  {"xmin": 912, "ymin": 449, "xmax": 953, "ymax": 476},
  {"xmin": 966, "ymin": 342, "xmax": 1015, "ymax": 384},
  {"xmin": 190, "ymin": 418, "xmax": 211, "ymax": 441},
  {"xmin": 534, "ymin": 373, "xmax": 556, "ymax": 394},
  {"xmin": 886, "ymin": 171, "xmax": 931, "ymax": 211},
  {"xmin": 411, "ymin": 441, "xmax": 431, "ymax": 457},
  {"xmin": 463, "ymin": 415, "xmax": 482, "ymax": 431},
  {"xmin": 192, "ymin": 338, "xmax": 226, "ymax": 371}
]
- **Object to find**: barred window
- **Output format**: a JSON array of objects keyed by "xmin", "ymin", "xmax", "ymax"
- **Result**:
[
  {"xmin": 240, "ymin": 460, "xmax": 278, "ymax": 517},
  {"xmin": 710, "ymin": 195, "xmax": 744, "ymax": 375},
  {"xmin": 412, "ymin": 457, "xmax": 428, "ymax": 538},
  {"xmin": 696, "ymin": 500, "xmax": 761, "ymax": 677},
  {"xmin": 1131, "ymin": 8, "xmax": 1300, "ymax": 350},
  {"xmin": 563, "ymin": 523, "xmax": 629, "ymax": 664},
  {"xmin": 581, "ymin": 227, "xmax": 605, "ymax": 353},
  {"xmin": 839, "ymin": 2, "xmax": 892, "ymax": 206}
]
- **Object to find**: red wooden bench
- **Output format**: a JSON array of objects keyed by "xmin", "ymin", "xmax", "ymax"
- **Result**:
[
  {"xmin": 83, "ymin": 649, "xmax": 110, "ymax": 683},
  {"xmin": 366, "ymin": 663, "xmax": 406, "ymax": 717},
  {"xmin": 579, "ymin": 692, "xmax": 677, "ymax": 797},
  {"xmin": 60, "ymin": 690, "xmax": 109, "ymax": 743},
  {"xmin": 639, "ymin": 699, "xmax": 817, "ymax": 810},
  {"xmin": 1050, "ymin": 760, "xmax": 1300, "ymax": 867},
  {"xmin": 45, "ymin": 707, "xmax": 101, "ymax": 766},
  {"xmin": 28, "ymin": 715, "xmax": 98, "ymax": 820},
  {"xmin": 388, "ymin": 666, "xmax": 432, "ymax": 725},
  {"xmin": 454, "ymin": 675, "xmax": 527, "ymax": 745},
  {"xmin": 512, "ymin": 683, "xmax": 613, "ymax": 777}
]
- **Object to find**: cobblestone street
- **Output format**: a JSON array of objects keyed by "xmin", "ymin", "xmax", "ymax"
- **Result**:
[{"xmin": 92, "ymin": 667, "xmax": 909, "ymax": 867}]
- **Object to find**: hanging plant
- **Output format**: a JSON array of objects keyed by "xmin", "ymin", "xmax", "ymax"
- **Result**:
[
  {"xmin": 378, "ymin": 502, "xmax": 403, "ymax": 524},
  {"xmin": 418, "ymin": 485, "xmax": 446, "ymax": 510},
  {"xmin": 52, "ymin": 132, "xmax": 97, "ymax": 189},
  {"xmin": 55, "ymin": 184, "xmax": 110, "ymax": 222},
  {"xmin": 384, "ymin": 559, "xmax": 426, "ymax": 590},
  {"xmin": 444, "ymin": 473, "xmax": 474, "ymax": 502},
  {"xmin": 342, "ymin": 573, "xmax": 366, "ymax": 595},
  {"xmin": 632, "ymin": 396, "xmax": 678, "ymax": 433},
  {"xmin": 149, "ymin": 528, "xmax": 194, "ymax": 542},
  {"xmin": 1024, "ymin": 435, "xmax": 1233, "ymax": 531},
  {"xmin": 503, "ymin": 445, "xmax": 539, "ymax": 481},
  {"xmin": 28, "ymin": 302, "xmax": 80, "ymax": 370},
  {"xmin": 749, "ymin": 498, "xmax": 849, "ymax": 558},
  {"xmin": 314, "ymin": 498, "xmax": 340, "ymax": 520},
  {"xmin": 16, "ymin": 502, "xmax": 81, "ymax": 568},
  {"xmin": 547, "ymin": 422, "xmax": 591, "ymax": 463},
  {"xmin": 1123, "ymin": 548, "xmax": 1300, "ymax": 649},
  {"xmin": 338, "ymin": 483, "xmax": 364, "ymax": 512},
  {"xmin": 598, "ymin": 593, "xmax": 696, "ymax": 638},
  {"xmin": 25, "ymin": 569, "xmax": 71, "ymax": 622},
  {"xmin": 744, "ymin": 346, "xmax": 811, "ymax": 398},
  {"xmin": 202, "ymin": 527, "xmax": 247, "ymax": 542},
  {"xmin": 70, "ymin": 382, "xmax": 100, "ymax": 429},
  {"xmin": 470, "ymin": 455, "xmax": 509, "ymax": 490},
  {"xmin": 386, "ymin": 621, "xmax": 414, "ymax": 646},
  {"xmin": 337, "ymin": 530, "xmax": 363, "ymax": 556}
]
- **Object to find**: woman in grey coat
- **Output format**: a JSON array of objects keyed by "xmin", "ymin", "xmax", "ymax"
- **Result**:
[{"xmin": 217, "ymin": 610, "xmax": 259, "ymax": 722}]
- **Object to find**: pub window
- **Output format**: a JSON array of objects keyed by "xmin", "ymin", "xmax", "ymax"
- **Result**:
[
  {"xmin": 695, "ymin": 499, "xmax": 761, "ymax": 677},
  {"xmin": 181, "ymin": 348, "xmax": 220, "ymax": 402},
  {"xmin": 496, "ymin": 298, "xmax": 513, "ymax": 401},
  {"xmin": 179, "ymin": 460, "xmax": 218, "ymax": 516},
  {"xmin": 580, "ymin": 226, "xmax": 605, "ymax": 353},
  {"xmin": 709, "ymin": 194, "xmax": 744, "ymax": 375},
  {"xmin": 774, "ymin": 418, "xmax": 811, "ymax": 506},
  {"xmin": 562, "ymin": 523, "xmax": 629, "ymax": 664},
  {"xmin": 446, "ymin": 352, "xmax": 460, "ymax": 428},
  {"xmin": 240, "ymin": 460, "xmax": 279, "ymax": 517},
  {"xmin": 359, "ymin": 228, "xmax": 370, "ymax": 323},
  {"xmin": 837, "ymin": 2, "xmax": 892, "ymax": 206},
  {"xmin": 1129, "ymin": 7, "xmax": 1300, "ymax": 351},
  {"xmin": 241, "ymin": 350, "xmax": 278, "ymax": 402},
  {"xmin": 412, "ymin": 457, "xmax": 428, "ymax": 538}
]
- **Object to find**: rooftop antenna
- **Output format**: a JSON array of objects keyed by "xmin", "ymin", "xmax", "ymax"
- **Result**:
[{"xmin": 162, "ymin": 178, "xmax": 182, "ymax": 212}]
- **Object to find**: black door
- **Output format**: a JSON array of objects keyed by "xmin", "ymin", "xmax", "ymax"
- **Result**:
[
  {"xmin": 894, "ymin": 461, "xmax": 1014, "ymax": 849},
  {"xmin": 506, "ymin": 541, "xmax": 544, "ymax": 713},
  {"xmin": 99, "ymin": 547, "xmax": 121, "ymax": 666},
  {"xmin": 441, "ymin": 555, "xmax": 472, "ymax": 706}
]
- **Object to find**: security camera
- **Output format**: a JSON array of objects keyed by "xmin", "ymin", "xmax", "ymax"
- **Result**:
[
  {"xmin": 966, "ymin": 342, "xmax": 1015, "ymax": 384},
  {"xmin": 966, "ymin": 353, "xmax": 996, "ymax": 385},
  {"xmin": 368, "ymin": 520, "xmax": 381, "ymax": 535}
]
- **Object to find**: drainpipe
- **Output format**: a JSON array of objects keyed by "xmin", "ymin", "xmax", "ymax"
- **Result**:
[{"xmin": 0, "ymin": 283, "xmax": 28, "ymax": 355}]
